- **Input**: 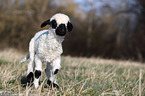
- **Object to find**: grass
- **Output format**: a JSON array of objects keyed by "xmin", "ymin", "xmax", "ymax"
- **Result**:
[{"xmin": 0, "ymin": 49, "xmax": 145, "ymax": 95}]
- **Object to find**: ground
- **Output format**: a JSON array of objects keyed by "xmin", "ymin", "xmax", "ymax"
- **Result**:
[{"xmin": 0, "ymin": 49, "xmax": 145, "ymax": 95}]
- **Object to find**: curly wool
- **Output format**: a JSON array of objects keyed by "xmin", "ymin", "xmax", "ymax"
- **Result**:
[{"xmin": 32, "ymin": 29, "xmax": 64, "ymax": 62}]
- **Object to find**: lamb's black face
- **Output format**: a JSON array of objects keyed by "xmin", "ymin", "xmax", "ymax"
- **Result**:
[
  {"xmin": 50, "ymin": 19, "xmax": 67, "ymax": 36},
  {"xmin": 41, "ymin": 18, "xmax": 73, "ymax": 36}
]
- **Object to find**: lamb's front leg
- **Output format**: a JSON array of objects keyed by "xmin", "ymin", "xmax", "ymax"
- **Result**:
[
  {"xmin": 45, "ymin": 57, "xmax": 61, "ymax": 89},
  {"xmin": 34, "ymin": 55, "xmax": 42, "ymax": 88}
]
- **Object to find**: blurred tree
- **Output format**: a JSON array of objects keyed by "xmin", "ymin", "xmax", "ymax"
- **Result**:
[
  {"xmin": 0, "ymin": 0, "xmax": 145, "ymax": 61},
  {"xmin": 78, "ymin": 0, "xmax": 96, "ymax": 56},
  {"xmin": 0, "ymin": 0, "xmax": 81, "ymax": 51}
]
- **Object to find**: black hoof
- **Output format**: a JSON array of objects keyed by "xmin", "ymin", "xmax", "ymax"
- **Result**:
[
  {"xmin": 27, "ymin": 72, "xmax": 34, "ymax": 86},
  {"xmin": 47, "ymin": 80, "xmax": 59, "ymax": 89}
]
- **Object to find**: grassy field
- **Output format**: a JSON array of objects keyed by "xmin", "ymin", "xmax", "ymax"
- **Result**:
[{"xmin": 0, "ymin": 49, "xmax": 145, "ymax": 95}]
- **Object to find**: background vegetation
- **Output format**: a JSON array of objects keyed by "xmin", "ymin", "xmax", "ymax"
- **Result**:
[{"xmin": 0, "ymin": 0, "xmax": 145, "ymax": 61}]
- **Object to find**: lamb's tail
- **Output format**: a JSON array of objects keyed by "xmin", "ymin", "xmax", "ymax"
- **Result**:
[{"xmin": 19, "ymin": 53, "xmax": 30, "ymax": 64}]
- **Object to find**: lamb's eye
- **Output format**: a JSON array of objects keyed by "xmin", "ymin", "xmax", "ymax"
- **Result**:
[{"xmin": 51, "ymin": 19, "xmax": 57, "ymax": 29}]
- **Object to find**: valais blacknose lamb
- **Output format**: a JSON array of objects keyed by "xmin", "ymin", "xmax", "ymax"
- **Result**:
[{"xmin": 19, "ymin": 13, "xmax": 73, "ymax": 89}]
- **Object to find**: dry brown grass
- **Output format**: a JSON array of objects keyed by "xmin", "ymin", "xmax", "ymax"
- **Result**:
[{"xmin": 0, "ymin": 49, "xmax": 145, "ymax": 95}]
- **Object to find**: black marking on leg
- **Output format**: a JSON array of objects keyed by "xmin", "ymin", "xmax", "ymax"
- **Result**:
[
  {"xmin": 53, "ymin": 82, "xmax": 60, "ymax": 89},
  {"xmin": 54, "ymin": 69, "xmax": 59, "ymax": 75},
  {"xmin": 35, "ymin": 70, "xmax": 41, "ymax": 79},
  {"xmin": 47, "ymin": 79, "xmax": 52, "ymax": 86},
  {"xmin": 47, "ymin": 80, "xmax": 59, "ymax": 89},
  {"xmin": 27, "ymin": 72, "xmax": 34, "ymax": 83},
  {"xmin": 26, "ymin": 72, "xmax": 34, "ymax": 87}
]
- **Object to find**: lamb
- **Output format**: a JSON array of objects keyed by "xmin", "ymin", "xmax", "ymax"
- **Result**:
[{"xmin": 19, "ymin": 13, "xmax": 73, "ymax": 89}]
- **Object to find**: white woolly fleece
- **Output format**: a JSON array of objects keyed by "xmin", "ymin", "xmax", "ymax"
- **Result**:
[
  {"xmin": 50, "ymin": 13, "xmax": 70, "ymax": 26},
  {"xmin": 32, "ymin": 29, "xmax": 63, "ymax": 62}
]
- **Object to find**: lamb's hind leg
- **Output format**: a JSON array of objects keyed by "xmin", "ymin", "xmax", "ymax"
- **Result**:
[
  {"xmin": 45, "ymin": 57, "xmax": 61, "ymax": 89},
  {"xmin": 27, "ymin": 52, "xmax": 34, "ymax": 84},
  {"xmin": 27, "ymin": 38, "xmax": 35, "ymax": 85},
  {"xmin": 34, "ymin": 55, "xmax": 42, "ymax": 88}
]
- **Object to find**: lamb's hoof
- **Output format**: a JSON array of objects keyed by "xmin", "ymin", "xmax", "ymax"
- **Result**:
[
  {"xmin": 27, "ymin": 72, "xmax": 34, "ymax": 87},
  {"xmin": 47, "ymin": 80, "xmax": 60, "ymax": 89}
]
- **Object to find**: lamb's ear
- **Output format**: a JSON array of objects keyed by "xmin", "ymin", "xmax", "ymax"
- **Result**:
[
  {"xmin": 41, "ymin": 19, "xmax": 50, "ymax": 28},
  {"xmin": 67, "ymin": 22, "xmax": 73, "ymax": 31}
]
